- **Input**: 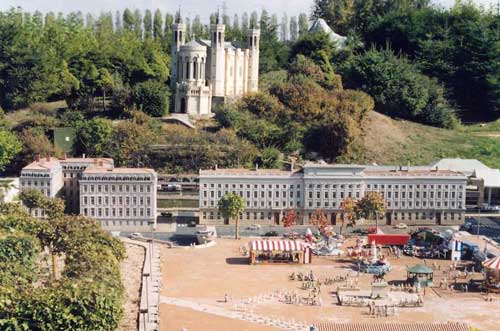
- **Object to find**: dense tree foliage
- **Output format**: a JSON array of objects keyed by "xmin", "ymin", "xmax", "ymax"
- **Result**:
[
  {"xmin": 340, "ymin": 48, "xmax": 458, "ymax": 128},
  {"xmin": 217, "ymin": 55, "xmax": 373, "ymax": 162},
  {"xmin": 0, "ymin": 8, "xmax": 170, "ymax": 112},
  {"xmin": 132, "ymin": 80, "xmax": 170, "ymax": 117},
  {"xmin": 0, "ymin": 128, "xmax": 21, "ymax": 171},
  {"xmin": 313, "ymin": 0, "xmax": 500, "ymax": 121},
  {"xmin": 0, "ymin": 204, "xmax": 125, "ymax": 330}
]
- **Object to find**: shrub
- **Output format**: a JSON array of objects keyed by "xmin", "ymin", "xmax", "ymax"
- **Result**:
[{"xmin": 132, "ymin": 80, "xmax": 170, "ymax": 117}]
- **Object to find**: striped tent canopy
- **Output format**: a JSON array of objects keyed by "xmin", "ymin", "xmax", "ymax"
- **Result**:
[
  {"xmin": 250, "ymin": 240, "xmax": 306, "ymax": 252},
  {"xmin": 483, "ymin": 256, "xmax": 500, "ymax": 270},
  {"xmin": 312, "ymin": 322, "xmax": 470, "ymax": 331}
]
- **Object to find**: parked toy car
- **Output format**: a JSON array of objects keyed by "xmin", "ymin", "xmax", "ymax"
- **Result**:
[
  {"xmin": 395, "ymin": 223, "xmax": 408, "ymax": 229},
  {"xmin": 264, "ymin": 231, "xmax": 279, "ymax": 237},
  {"xmin": 128, "ymin": 232, "xmax": 143, "ymax": 239}
]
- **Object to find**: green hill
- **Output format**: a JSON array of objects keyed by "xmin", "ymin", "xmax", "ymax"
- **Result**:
[{"xmin": 358, "ymin": 112, "xmax": 500, "ymax": 168}]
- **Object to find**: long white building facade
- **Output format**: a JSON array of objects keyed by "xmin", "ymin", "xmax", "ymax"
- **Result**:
[
  {"xmin": 170, "ymin": 14, "xmax": 260, "ymax": 116},
  {"xmin": 199, "ymin": 164, "xmax": 468, "ymax": 226}
]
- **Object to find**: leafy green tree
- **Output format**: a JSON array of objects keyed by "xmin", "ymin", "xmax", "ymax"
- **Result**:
[
  {"xmin": 19, "ymin": 188, "xmax": 45, "ymax": 214},
  {"xmin": 339, "ymin": 197, "xmax": 358, "ymax": 235},
  {"xmin": 341, "ymin": 48, "xmax": 457, "ymax": 128},
  {"xmin": 123, "ymin": 8, "xmax": 134, "ymax": 31},
  {"xmin": 153, "ymin": 9, "xmax": 163, "ymax": 40},
  {"xmin": 256, "ymin": 147, "xmax": 283, "ymax": 168},
  {"xmin": 298, "ymin": 13, "xmax": 309, "ymax": 36},
  {"xmin": 357, "ymin": 191, "xmax": 386, "ymax": 228},
  {"xmin": 143, "ymin": 9, "xmax": 152, "ymax": 39},
  {"xmin": 75, "ymin": 118, "xmax": 113, "ymax": 156},
  {"xmin": 0, "ymin": 129, "xmax": 22, "ymax": 172},
  {"xmin": 218, "ymin": 192, "xmax": 246, "ymax": 239},
  {"xmin": 311, "ymin": 0, "xmax": 354, "ymax": 35},
  {"xmin": 132, "ymin": 80, "xmax": 170, "ymax": 117},
  {"xmin": 133, "ymin": 9, "xmax": 142, "ymax": 38},
  {"xmin": 289, "ymin": 16, "xmax": 298, "ymax": 41}
]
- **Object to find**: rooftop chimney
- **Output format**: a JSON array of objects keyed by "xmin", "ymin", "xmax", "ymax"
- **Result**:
[
  {"xmin": 215, "ymin": 164, "xmax": 218, "ymax": 170},
  {"xmin": 35, "ymin": 154, "xmax": 40, "ymax": 162},
  {"xmin": 82, "ymin": 153, "xmax": 86, "ymax": 159},
  {"xmin": 62, "ymin": 153, "xmax": 67, "ymax": 160},
  {"xmin": 255, "ymin": 163, "xmax": 259, "ymax": 171}
]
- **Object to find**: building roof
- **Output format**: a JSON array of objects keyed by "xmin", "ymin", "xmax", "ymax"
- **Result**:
[
  {"xmin": 431, "ymin": 158, "xmax": 500, "ymax": 187},
  {"xmin": 180, "ymin": 40, "xmax": 208, "ymax": 50},
  {"xmin": 309, "ymin": 18, "xmax": 347, "ymax": 47},
  {"xmin": 22, "ymin": 157, "xmax": 60, "ymax": 171},
  {"xmin": 83, "ymin": 167, "xmax": 156, "ymax": 175},
  {"xmin": 364, "ymin": 169, "xmax": 465, "ymax": 178},
  {"xmin": 199, "ymin": 168, "xmax": 301, "ymax": 177},
  {"xmin": 431, "ymin": 158, "xmax": 490, "ymax": 173},
  {"xmin": 407, "ymin": 264, "xmax": 433, "ymax": 274},
  {"xmin": 198, "ymin": 39, "xmax": 241, "ymax": 50},
  {"xmin": 312, "ymin": 322, "xmax": 470, "ymax": 331},
  {"xmin": 60, "ymin": 157, "xmax": 113, "ymax": 164}
]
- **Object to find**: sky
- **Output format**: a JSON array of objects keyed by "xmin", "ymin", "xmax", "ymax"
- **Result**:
[{"xmin": 0, "ymin": 0, "xmax": 496, "ymax": 22}]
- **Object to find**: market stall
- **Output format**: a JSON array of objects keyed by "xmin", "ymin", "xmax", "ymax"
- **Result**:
[
  {"xmin": 483, "ymin": 256, "xmax": 500, "ymax": 293},
  {"xmin": 249, "ymin": 240, "xmax": 312, "ymax": 265}
]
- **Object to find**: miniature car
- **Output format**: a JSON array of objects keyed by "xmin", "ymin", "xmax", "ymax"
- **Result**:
[
  {"xmin": 264, "ymin": 231, "xmax": 279, "ymax": 237},
  {"xmin": 247, "ymin": 224, "xmax": 261, "ymax": 230},
  {"xmin": 128, "ymin": 232, "xmax": 143, "ymax": 239},
  {"xmin": 395, "ymin": 223, "xmax": 408, "ymax": 229}
]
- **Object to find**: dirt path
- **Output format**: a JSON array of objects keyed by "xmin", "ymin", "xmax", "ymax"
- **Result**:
[{"xmin": 118, "ymin": 243, "xmax": 145, "ymax": 331}]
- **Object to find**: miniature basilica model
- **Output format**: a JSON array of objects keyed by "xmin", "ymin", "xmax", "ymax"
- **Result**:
[{"xmin": 170, "ymin": 14, "xmax": 260, "ymax": 116}]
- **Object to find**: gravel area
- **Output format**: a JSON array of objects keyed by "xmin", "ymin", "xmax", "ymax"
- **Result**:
[{"xmin": 118, "ymin": 242, "xmax": 145, "ymax": 331}]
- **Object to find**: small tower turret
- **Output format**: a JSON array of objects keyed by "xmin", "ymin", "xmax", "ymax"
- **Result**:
[
  {"xmin": 247, "ymin": 27, "xmax": 260, "ymax": 92},
  {"xmin": 171, "ymin": 12, "xmax": 185, "ymax": 88},
  {"xmin": 210, "ymin": 10, "xmax": 226, "ymax": 97}
]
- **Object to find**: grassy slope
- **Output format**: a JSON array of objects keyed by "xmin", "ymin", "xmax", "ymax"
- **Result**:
[{"xmin": 358, "ymin": 111, "xmax": 500, "ymax": 168}]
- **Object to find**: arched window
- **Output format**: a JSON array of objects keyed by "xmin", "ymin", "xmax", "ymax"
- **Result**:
[
  {"xmin": 254, "ymin": 36, "xmax": 257, "ymax": 46},
  {"xmin": 186, "ymin": 61, "xmax": 190, "ymax": 79},
  {"xmin": 179, "ymin": 31, "xmax": 183, "ymax": 42},
  {"xmin": 174, "ymin": 31, "xmax": 178, "ymax": 42},
  {"xmin": 213, "ymin": 32, "xmax": 216, "ymax": 43},
  {"xmin": 193, "ymin": 59, "xmax": 198, "ymax": 80},
  {"xmin": 218, "ymin": 32, "xmax": 222, "ymax": 46}
]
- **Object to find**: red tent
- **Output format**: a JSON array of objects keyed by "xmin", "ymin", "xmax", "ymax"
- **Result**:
[{"xmin": 368, "ymin": 234, "xmax": 409, "ymax": 246}]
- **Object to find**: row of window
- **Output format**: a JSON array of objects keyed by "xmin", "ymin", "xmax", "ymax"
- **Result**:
[
  {"xmin": 307, "ymin": 199, "xmax": 463, "ymax": 209},
  {"xmin": 82, "ymin": 196, "xmax": 151, "ymax": 206},
  {"xmin": 82, "ymin": 207, "xmax": 152, "ymax": 218},
  {"xmin": 21, "ymin": 172, "xmax": 51, "ymax": 178},
  {"xmin": 81, "ymin": 184, "xmax": 152, "ymax": 194},
  {"xmin": 204, "ymin": 183, "xmax": 301, "ymax": 189},
  {"xmin": 203, "ymin": 190, "xmax": 302, "ymax": 199},
  {"xmin": 22, "ymin": 180, "xmax": 49, "ymax": 187}
]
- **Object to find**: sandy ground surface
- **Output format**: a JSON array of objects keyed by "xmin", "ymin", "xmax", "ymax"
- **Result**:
[
  {"xmin": 118, "ymin": 243, "xmax": 145, "ymax": 331},
  {"xmin": 160, "ymin": 238, "xmax": 500, "ymax": 331}
]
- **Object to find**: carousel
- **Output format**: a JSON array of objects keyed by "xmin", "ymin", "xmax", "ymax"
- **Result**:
[
  {"xmin": 407, "ymin": 264, "xmax": 434, "ymax": 288},
  {"xmin": 355, "ymin": 240, "xmax": 392, "ymax": 275},
  {"xmin": 483, "ymin": 256, "xmax": 500, "ymax": 293}
]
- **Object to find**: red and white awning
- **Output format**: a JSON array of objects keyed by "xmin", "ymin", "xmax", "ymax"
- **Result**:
[
  {"xmin": 483, "ymin": 256, "xmax": 500, "ymax": 270},
  {"xmin": 250, "ymin": 240, "xmax": 307, "ymax": 252}
]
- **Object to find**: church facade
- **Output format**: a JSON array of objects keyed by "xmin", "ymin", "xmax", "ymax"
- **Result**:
[{"xmin": 170, "ymin": 17, "xmax": 260, "ymax": 116}]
